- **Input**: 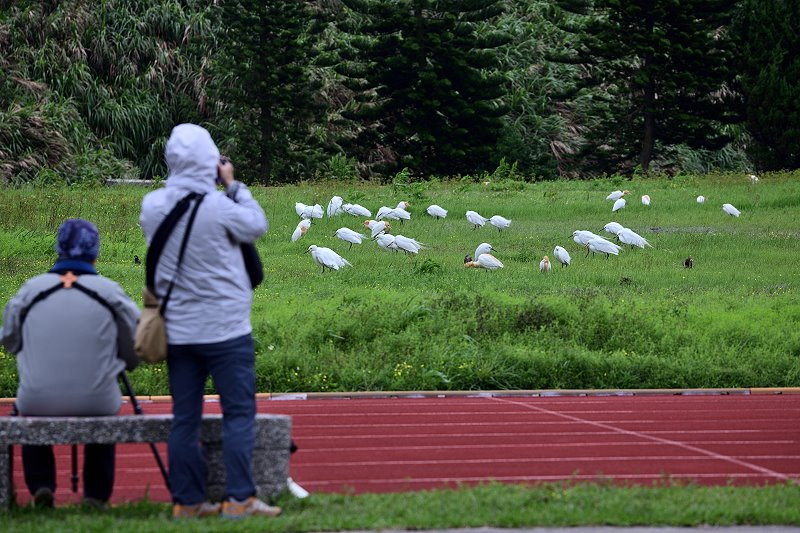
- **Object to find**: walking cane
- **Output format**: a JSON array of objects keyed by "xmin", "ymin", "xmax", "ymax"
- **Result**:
[{"xmin": 119, "ymin": 371, "xmax": 171, "ymax": 493}]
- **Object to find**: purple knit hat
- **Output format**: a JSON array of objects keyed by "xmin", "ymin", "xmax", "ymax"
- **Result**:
[{"xmin": 55, "ymin": 218, "xmax": 100, "ymax": 261}]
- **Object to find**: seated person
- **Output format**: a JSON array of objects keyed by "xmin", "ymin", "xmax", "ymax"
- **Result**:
[{"xmin": 0, "ymin": 218, "xmax": 139, "ymax": 508}]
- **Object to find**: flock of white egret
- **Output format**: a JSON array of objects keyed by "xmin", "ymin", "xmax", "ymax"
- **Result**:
[{"xmin": 293, "ymin": 180, "xmax": 748, "ymax": 273}]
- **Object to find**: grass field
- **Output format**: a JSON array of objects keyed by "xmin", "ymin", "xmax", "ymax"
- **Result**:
[
  {"xmin": 2, "ymin": 482, "xmax": 800, "ymax": 532},
  {"xmin": 1, "ymin": 171, "xmax": 799, "ymax": 395}
]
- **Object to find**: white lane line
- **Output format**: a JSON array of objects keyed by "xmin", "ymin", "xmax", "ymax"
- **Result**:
[
  {"xmin": 295, "ymin": 442, "xmax": 799, "ymax": 453},
  {"xmin": 302, "ymin": 472, "xmax": 800, "ymax": 487},
  {"xmin": 293, "ymin": 456, "xmax": 800, "ymax": 468},
  {"xmin": 491, "ymin": 397, "xmax": 792, "ymax": 481}
]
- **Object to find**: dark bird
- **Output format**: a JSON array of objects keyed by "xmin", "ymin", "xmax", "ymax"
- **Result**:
[
  {"xmin": 683, "ymin": 256, "xmax": 693, "ymax": 269},
  {"xmin": 134, "ymin": 255, "xmax": 141, "ymax": 265}
]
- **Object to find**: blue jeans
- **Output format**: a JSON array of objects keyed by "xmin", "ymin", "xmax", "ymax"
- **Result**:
[{"xmin": 167, "ymin": 334, "xmax": 256, "ymax": 504}]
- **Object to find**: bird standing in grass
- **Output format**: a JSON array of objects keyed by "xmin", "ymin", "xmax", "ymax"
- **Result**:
[
  {"xmin": 334, "ymin": 227, "xmax": 365, "ymax": 250},
  {"xmin": 295, "ymin": 202, "xmax": 323, "ymax": 219},
  {"xmin": 553, "ymin": 246, "xmax": 570, "ymax": 267},
  {"xmin": 750, "ymin": 174, "xmax": 759, "ymax": 184},
  {"xmin": 474, "ymin": 242, "xmax": 496, "ymax": 259},
  {"xmin": 684, "ymin": 256, "xmax": 694, "ymax": 269},
  {"xmin": 375, "ymin": 233, "xmax": 399, "ymax": 252},
  {"xmin": 696, "ymin": 195, "xmax": 706, "ymax": 204},
  {"xmin": 722, "ymin": 203, "xmax": 741, "ymax": 217},
  {"xmin": 292, "ymin": 219, "xmax": 312, "ymax": 242},
  {"xmin": 539, "ymin": 256, "xmax": 551, "ymax": 273},
  {"xmin": 489, "ymin": 215, "xmax": 512, "ymax": 232},
  {"xmin": 426, "ymin": 205, "xmax": 448, "ymax": 219},
  {"xmin": 606, "ymin": 190, "xmax": 629, "ymax": 201},
  {"xmin": 305, "ymin": 245, "xmax": 351, "ymax": 272},
  {"xmin": 572, "ymin": 230, "xmax": 602, "ymax": 246},
  {"xmin": 394, "ymin": 235, "xmax": 424, "ymax": 255},
  {"xmin": 603, "ymin": 222, "xmax": 624, "ymax": 236},
  {"xmin": 464, "ymin": 254, "xmax": 503, "ymax": 270},
  {"xmin": 327, "ymin": 196, "xmax": 343, "ymax": 217},
  {"xmin": 612, "ymin": 197, "xmax": 626, "ymax": 212},
  {"xmin": 364, "ymin": 219, "xmax": 391, "ymax": 238},
  {"xmin": 466, "ymin": 211, "xmax": 488, "ymax": 229},
  {"xmin": 586, "ymin": 238, "xmax": 622, "ymax": 258},
  {"xmin": 133, "ymin": 255, "xmax": 141, "ymax": 265},
  {"xmin": 617, "ymin": 228, "xmax": 651, "ymax": 249},
  {"xmin": 343, "ymin": 203, "xmax": 371, "ymax": 217},
  {"xmin": 641, "ymin": 195, "xmax": 651, "ymax": 206}
]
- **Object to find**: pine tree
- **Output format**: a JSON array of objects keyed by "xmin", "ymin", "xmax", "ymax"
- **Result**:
[
  {"xmin": 336, "ymin": 0, "xmax": 510, "ymax": 177},
  {"xmin": 734, "ymin": 0, "xmax": 800, "ymax": 170},
  {"xmin": 551, "ymin": 0, "xmax": 739, "ymax": 173},
  {"xmin": 222, "ymin": 1, "xmax": 328, "ymax": 183}
]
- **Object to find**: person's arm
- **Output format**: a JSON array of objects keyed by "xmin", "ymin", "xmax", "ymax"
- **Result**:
[
  {"xmin": 217, "ymin": 158, "xmax": 268, "ymax": 243},
  {"xmin": 109, "ymin": 283, "xmax": 141, "ymax": 371},
  {"xmin": 0, "ymin": 288, "xmax": 25, "ymax": 355}
]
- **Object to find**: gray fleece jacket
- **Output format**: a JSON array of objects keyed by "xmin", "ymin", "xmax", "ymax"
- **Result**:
[
  {"xmin": 139, "ymin": 124, "xmax": 268, "ymax": 345},
  {"xmin": 1, "ymin": 270, "xmax": 140, "ymax": 416}
]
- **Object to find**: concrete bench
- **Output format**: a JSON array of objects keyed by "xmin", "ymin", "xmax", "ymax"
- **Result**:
[{"xmin": 0, "ymin": 413, "xmax": 291, "ymax": 508}]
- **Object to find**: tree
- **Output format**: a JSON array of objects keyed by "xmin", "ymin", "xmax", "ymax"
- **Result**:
[
  {"xmin": 336, "ymin": 0, "xmax": 510, "ymax": 177},
  {"xmin": 733, "ymin": 0, "xmax": 800, "ymax": 170},
  {"xmin": 222, "ymin": 1, "xmax": 328, "ymax": 184},
  {"xmin": 551, "ymin": 0, "xmax": 739, "ymax": 173}
]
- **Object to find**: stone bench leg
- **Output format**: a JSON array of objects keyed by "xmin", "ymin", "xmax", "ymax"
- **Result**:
[
  {"xmin": 0, "ymin": 446, "xmax": 12, "ymax": 508},
  {"xmin": 205, "ymin": 440, "xmax": 290, "ymax": 502}
]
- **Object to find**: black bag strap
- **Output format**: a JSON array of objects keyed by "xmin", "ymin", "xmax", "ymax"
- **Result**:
[
  {"xmin": 145, "ymin": 193, "xmax": 203, "ymax": 290},
  {"xmin": 17, "ymin": 273, "xmax": 116, "ymax": 351},
  {"xmin": 144, "ymin": 193, "xmax": 205, "ymax": 315}
]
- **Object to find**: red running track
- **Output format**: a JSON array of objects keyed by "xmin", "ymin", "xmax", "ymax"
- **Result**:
[{"xmin": 5, "ymin": 393, "xmax": 800, "ymax": 505}]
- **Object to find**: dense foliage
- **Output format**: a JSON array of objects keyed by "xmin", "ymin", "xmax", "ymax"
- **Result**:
[
  {"xmin": 0, "ymin": 0, "xmax": 798, "ymax": 182},
  {"xmin": 733, "ymin": 0, "xmax": 800, "ymax": 171}
]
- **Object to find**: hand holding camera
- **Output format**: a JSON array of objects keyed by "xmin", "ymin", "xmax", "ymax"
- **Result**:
[{"xmin": 216, "ymin": 156, "xmax": 235, "ymax": 188}]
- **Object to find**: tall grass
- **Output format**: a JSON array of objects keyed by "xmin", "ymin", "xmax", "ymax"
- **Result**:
[{"xmin": 1, "ymin": 172, "xmax": 798, "ymax": 396}]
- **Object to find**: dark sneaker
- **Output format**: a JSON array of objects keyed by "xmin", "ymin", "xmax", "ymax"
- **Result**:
[{"xmin": 32, "ymin": 487, "xmax": 54, "ymax": 508}]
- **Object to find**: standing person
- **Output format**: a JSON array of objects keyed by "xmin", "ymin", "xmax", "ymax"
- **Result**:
[
  {"xmin": 139, "ymin": 123, "xmax": 278, "ymax": 519},
  {"xmin": 0, "ymin": 218, "xmax": 140, "ymax": 508}
]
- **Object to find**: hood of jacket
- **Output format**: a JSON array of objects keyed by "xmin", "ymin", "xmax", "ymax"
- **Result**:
[{"xmin": 165, "ymin": 123, "xmax": 220, "ymax": 193}]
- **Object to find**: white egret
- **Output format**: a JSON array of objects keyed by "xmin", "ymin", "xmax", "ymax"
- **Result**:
[
  {"xmin": 427, "ymin": 205, "xmax": 448, "ymax": 219},
  {"xmin": 641, "ymin": 194, "xmax": 651, "ymax": 206},
  {"xmin": 396, "ymin": 201, "xmax": 410, "ymax": 210},
  {"xmin": 603, "ymin": 222, "xmax": 624, "ymax": 236},
  {"xmin": 553, "ymin": 246, "xmax": 571, "ymax": 267},
  {"xmin": 291, "ymin": 219, "xmax": 311, "ymax": 242},
  {"xmin": 391, "ymin": 207, "xmax": 411, "ymax": 224},
  {"xmin": 364, "ymin": 219, "xmax": 392, "ymax": 237},
  {"xmin": 489, "ymin": 215, "xmax": 512, "ymax": 232},
  {"xmin": 612, "ymin": 197, "xmax": 626, "ymax": 212},
  {"xmin": 539, "ymin": 255, "xmax": 552, "ymax": 273},
  {"xmin": 617, "ymin": 227, "xmax": 651, "ymax": 249},
  {"xmin": 606, "ymin": 190, "xmax": 629, "ymax": 201},
  {"xmin": 343, "ymin": 203, "xmax": 371, "ymax": 217},
  {"xmin": 334, "ymin": 227, "xmax": 365, "ymax": 250},
  {"xmin": 327, "ymin": 196, "xmax": 343, "ymax": 217},
  {"xmin": 586, "ymin": 238, "xmax": 622, "ymax": 258},
  {"xmin": 394, "ymin": 235, "xmax": 424, "ymax": 255},
  {"xmin": 474, "ymin": 242, "xmax": 496, "ymax": 258},
  {"xmin": 376, "ymin": 206, "xmax": 395, "ymax": 220},
  {"xmin": 464, "ymin": 253, "xmax": 503, "ymax": 270},
  {"xmin": 466, "ymin": 210, "xmax": 488, "ymax": 229},
  {"xmin": 296, "ymin": 202, "xmax": 323, "ymax": 219},
  {"xmin": 305, "ymin": 245, "xmax": 351, "ymax": 272},
  {"xmin": 750, "ymin": 174, "xmax": 759, "ymax": 184},
  {"xmin": 722, "ymin": 203, "xmax": 741, "ymax": 217},
  {"xmin": 375, "ymin": 233, "xmax": 399, "ymax": 252},
  {"xmin": 572, "ymin": 230, "xmax": 602, "ymax": 246},
  {"xmin": 696, "ymin": 196, "xmax": 706, "ymax": 204}
]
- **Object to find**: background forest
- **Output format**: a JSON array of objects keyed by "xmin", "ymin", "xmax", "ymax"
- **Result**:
[{"xmin": 0, "ymin": 0, "xmax": 798, "ymax": 185}]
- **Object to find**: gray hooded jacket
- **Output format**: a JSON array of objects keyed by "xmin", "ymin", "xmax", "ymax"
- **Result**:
[
  {"xmin": 1, "ymin": 273, "xmax": 140, "ymax": 415},
  {"xmin": 139, "ymin": 124, "xmax": 268, "ymax": 345}
]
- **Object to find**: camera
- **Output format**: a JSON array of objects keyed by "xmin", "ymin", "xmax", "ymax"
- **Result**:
[{"xmin": 216, "ymin": 156, "xmax": 231, "ymax": 185}]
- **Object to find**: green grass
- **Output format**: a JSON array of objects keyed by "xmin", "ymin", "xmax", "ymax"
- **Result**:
[
  {"xmin": 1, "ymin": 171, "xmax": 799, "ymax": 395},
  {"xmin": 2, "ymin": 482, "xmax": 800, "ymax": 532}
]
